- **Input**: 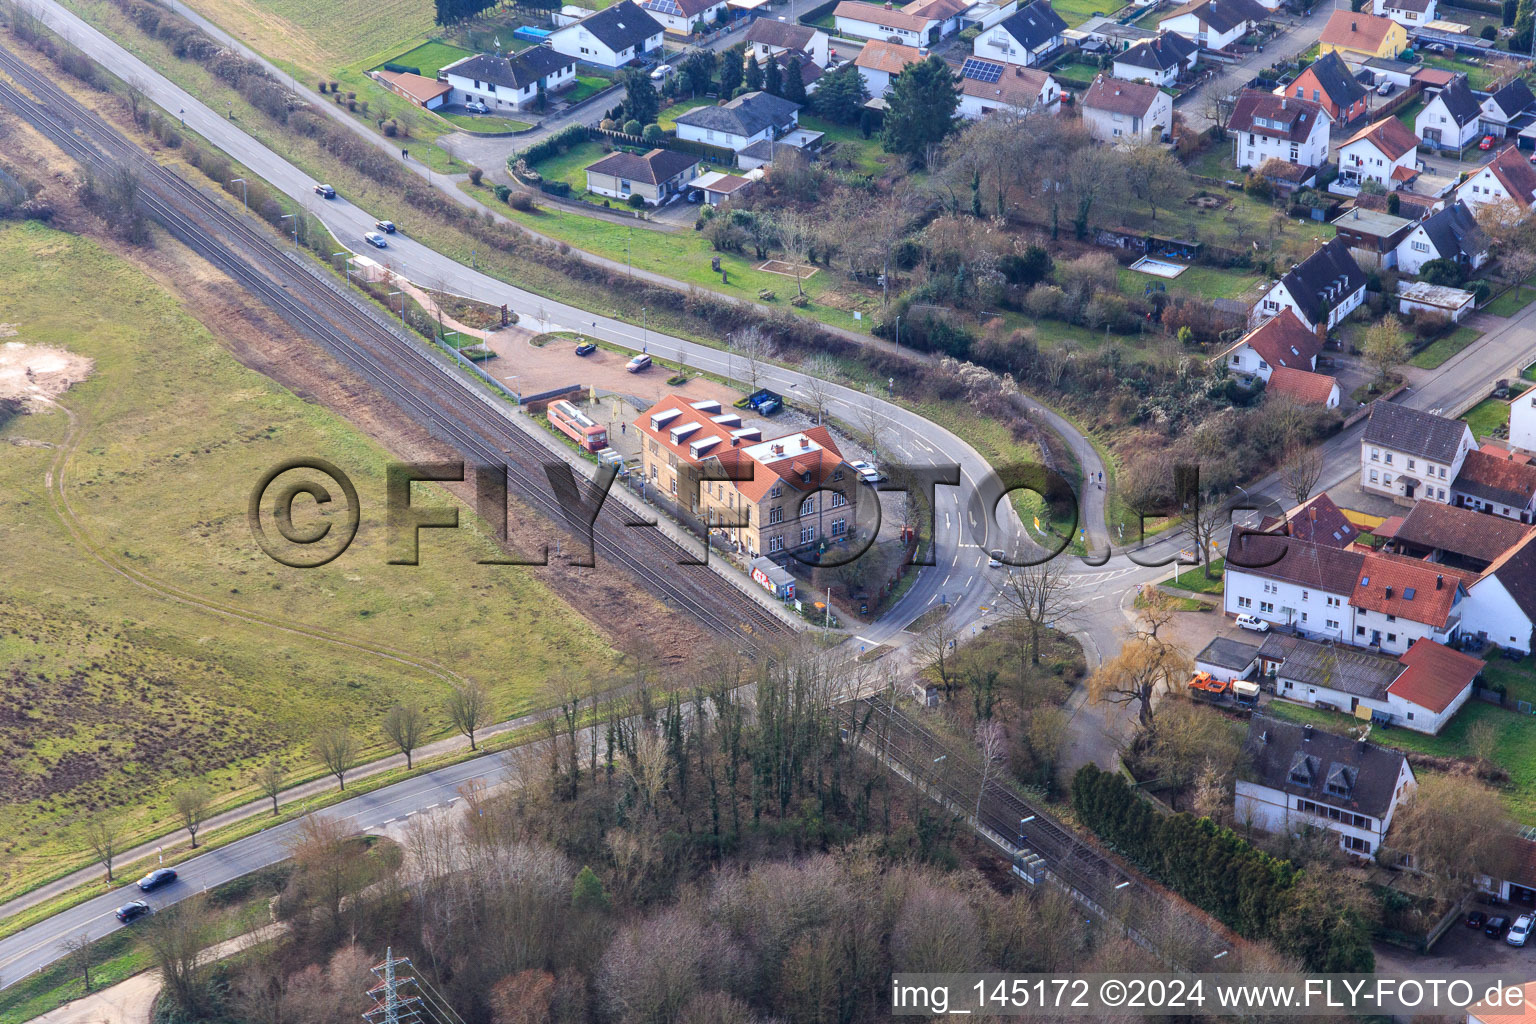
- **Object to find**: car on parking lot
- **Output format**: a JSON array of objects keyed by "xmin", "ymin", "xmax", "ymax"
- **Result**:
[
  {"xmin": 1467, "ymin": 910, "xmax": 1488, "ymax": 929},
  {"xmin": 649, "ymin": 63, "xmax": 672, "ymax": 80},
  {"xmin": 1481, "ymin": 135, "xmax": 1497, "ymax": 150},
  {"xmin": 1487, "ymin": 915, "xmax": 1512, "ymax": 938},
  {"xmin": 626, "ymin": 353, "xmax": 652, "ymax": 373},
  {"xmin": 465, "ymin": 101, "xmax": 490, "ymax": 114},
  {"xmin": 138, "ymin": 868, "xmax": 177, "ymax": 892},
  {"xmin": 375, "ymin": 220, "xmax": 396, "ymax": 233},
  {"xmin": 988, "ymin": 550, "xmax": 1005, "ymax": 568},
  {"xmin": 575, "ymin": 341, "xmax": 597, "ymax": 356},
  {"xmin": 364, "ymin": 232, "xmax": 388, "ymax": 248},
  {"xmin": 314, "ymin": 183, "xmax": 335, "ymax": 199},
  {"xmin": 849, "ymin": 460, "xmax": 884, "ymax": 484},
  {"xmin": 116, "ymin": 900, "xmax": 152, "ymax": 924},
  {"xmin": 1234, "ymin": 613, "xmax": 1270, "ymax": 633},
  {"xmin": 1509, "ymin": 914, "xmax": 1534, "ymax": 946},
  {"xmin": 1376, "ymin": 80, "xmax": 1394, "ymax": 96}
]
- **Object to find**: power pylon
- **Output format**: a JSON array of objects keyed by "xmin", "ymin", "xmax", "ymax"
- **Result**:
[{"xmin": 364, "ymin": 948, "xmax": 424, "ymax": 1024}]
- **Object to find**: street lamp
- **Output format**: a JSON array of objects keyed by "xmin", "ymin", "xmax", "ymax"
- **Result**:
[
  {"xmin": 280, "ymin": 213, "xmax": 297, "ymax": 248},
  {"xmin": 642, "ymin": 306, "xmax": 648, "ymax": 350},
  {"xmin": 332, "ymin": 251, "xmax": 351, "ymax": 286},
  {"xmin": 387, "ymin": 289, "xmax": 405, "ymax": 323},
  {"xmin": 894, "ymin": 315, "xmax": 901, "ymax": 349},
  {"xmin": 230, "ymin": 177, "xmax": 246, "ymax": 211}
]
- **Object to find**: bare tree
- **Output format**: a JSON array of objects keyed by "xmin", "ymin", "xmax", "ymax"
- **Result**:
[
  {"xmin": 445, "ymin": 679, "xmax": 491, "ymax": 751},
  {"xmin": 1505, "ymin": 246, "xmax": 1536, "ymax": 298},
  {"xmin": 995, "ymin": 559, "xmax": 1079, "ymax": 668},
  {"xmin": 1279, "ymin": 440, "xmax": 1324, "ymax": 508},
  {"xmin": 382, "ymin": 703, "xmax": 428, "ymax": 769},
  {"xmin": 777, "ymin": 210, "xmax": 817, "ymax": 297},
  {"xmin": 311, "ymin": 726, "xmax": 358, "ymax": 791},
  {"xmin": 730, "ymin": 326, "xmax": 776, "ymax": 394},
  {"xmin": 1182, "ymin": 493, "xmax": 1227, "ymax": 580},
  {"xmin": 1121, "ymin": 142, "xmax": 1186, "ymax": 222},
  {"xmin": 83, "ymin": 816, "xmax": 121, "ymax": 883},
  {"xmin": 172, "ymin": 784, "xmax": 213, "ymax": 849},
  {"xmin": 63, "ymin": 932, "xmax": 95, "ymax": 993},
  {"xmin": 1390, "ymin": 774, "xmax": 1516, "ymax": 897},
  {"xmin": 797, "ymin": 353, "xmax": 840, "ymax": 425},
  {"xmin": 1362, "ymin": 314, "xmax": 1408, "ymax": 385},
  {"xmin": 913, "ymin": 615, "xmax": 961, "ymax": 697},
  {"xmin": 145, "ymin": 896, "xmax": 217, "ymax": 1014},
  {"xmin": 974, "ymin": 719, "xmax": 1006, "ymax": 822},
  {"xmin": 254, "ymin": 761, "xmax": 283, "ymax": 817}
]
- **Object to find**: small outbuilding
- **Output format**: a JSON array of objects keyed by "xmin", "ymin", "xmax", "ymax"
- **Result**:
[{"xmin": 1195, "ymin": 636, "xmax": 1261, "ymax": 682}]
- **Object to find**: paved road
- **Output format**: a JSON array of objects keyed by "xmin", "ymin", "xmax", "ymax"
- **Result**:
[{"xmin": 1177, "ymin": 4, "xmax": 1337, "ymax": 131}]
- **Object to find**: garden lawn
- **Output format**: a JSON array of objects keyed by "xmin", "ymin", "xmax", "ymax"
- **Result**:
[
  {"xmin": 1408, "ymin": 325, "xmax": 1481, "ymax": 368},
  {"xmin": 1186, "ymin": 145, "xmax": 1238, "ymax": 181},
  {"xmin": 1484, "ymin": 282, "xmax": 1536, "ymax": 318},
  {"xmin": 375, "ymin": 40, "xmax": 476, "ymax": 80},
  {"xmin": 0, "ymin": 222, "xmax": 612, "ymax": 903},
  {"xmin": 657, "ymin": 96, "xmax": 716, "ymax": 129},
  {"xmin": 1048, "ymin": 0, "xmax": 1127, "ymax": 26},
  {"xmin": 801, "ymin": 115, "xmax": 890, "ymax": 176},
  {"xmin": 1118, "ymin": 264, "xmax": 1261, "ymax": 302},
  {"xmin": 1263, "ymin": 700, "xmax": 1536, "ymax": 821},
  {"xmin": 1050, "ymin": 55, "xmax": 1103, "ymax": 84},
  {"xmin": 1422, "ymin": 53, "xmax": 1501, "ymax": 90},
  {"xmin": 1482, "ymin": 658, "xmax": 1536, "ymax": 709},
  {"xmin": 566, "ymin": 75, "xmax": 611, "ymax": 104},
  {"xmin": 438, "ymin": 111, "xmax": 534, "ymax": 133},
  {"xmin": 1166, "ymin": 557, "xmax": 1225, "ymax": 595},
  {"xmin": 529, "ymin": 138, "xmax": 612, "ymax": 195},
  {"xmin": 1394, "ymin": 96, "xmax": 1426, "ymax": 132},
  {"xmin": 1463, "ymin": 395, "xmax": 1512, "ymax": 440}
]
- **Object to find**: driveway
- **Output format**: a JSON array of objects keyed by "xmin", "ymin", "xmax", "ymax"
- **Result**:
[{"xmin": 1375, "ymin": 905, "xmax": 1536, "ymax": 976}]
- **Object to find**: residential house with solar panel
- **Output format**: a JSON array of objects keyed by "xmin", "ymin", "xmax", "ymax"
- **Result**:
[
  {"xmin": 1237, "ymin": 716, "xmax": 1416, "ymax": 856},
  {"xmin": 1394, "ymin": 200, "xmax": 1489, "ymax": 276},
  {"xmin": 1251, "ymin": 238, "xmax": 1365, "ymax": 333},
  {"xmin": 973, "ymin": 0, "xmax": 1066, "ymax": 66},
  {"xmin": 640, "ymin": 0, "xmax": 728, "ymax": 36},
  {"xmin": 1110, "ymin": 32, "xmax": 1197, "ymax": 87},
  {"xmin": 1360, "ymin": 401, "xmax": 1473, "ymax": 504},
  {"xmin": 548, "ymin": 1, "xmax": 664, "ymax": 67},
  {"xmin": 441, "ymin": 50, "xmax": 577, "ymax": 112},
  {"xmin": 956, "ymin": 59, "xmax": 1060, "ymax": 118},
  {"xmin": 673, "ymin": 91, "xmax": 800, "ymax": 152}
]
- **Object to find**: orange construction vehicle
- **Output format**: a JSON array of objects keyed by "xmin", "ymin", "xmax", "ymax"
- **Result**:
[{"xmin": 1188, "ymin": 672, "xmax": 1231, "ymax": 697}]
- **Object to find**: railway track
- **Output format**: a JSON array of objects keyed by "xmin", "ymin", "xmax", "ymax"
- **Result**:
[{"xmin": 0, "ymin": 41, "xmax": 792, "ymax": 650}]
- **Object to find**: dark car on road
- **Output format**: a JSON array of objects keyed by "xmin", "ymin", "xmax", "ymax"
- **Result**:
[
  {"xmin": 1486, "ymin": 915, "xmax": 1512, "ymax": 938},
  {"xmin": 115, "ymin": 900, "xmax": 152, "ymax": 923},
  {"xmin": 375, "ymin": 220, "xmax": 396, "ymax": 234},
  {"xmin": 575, "ymin": 341, "xmax": 597, "ymax": 356},
  {"xmin": 137, "ymin": 868, "xmax": 177, "ymax": 892},
  {"xmin": 1467, "ymin": 910, "xmax": 1487, "ymax": 929},
  {"xmin": 314, "ymin": 183, "xmax": 336, "ymax": 199}
]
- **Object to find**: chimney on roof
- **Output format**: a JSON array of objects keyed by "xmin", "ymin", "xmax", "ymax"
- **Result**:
[
  {"xmin": 800, "ymin": 437, "xmax": 810, "ymax": 448},
  {"xmin": 1436, "ymin": 573, "xmax": 1444, "ymax": 589},
  {"xmin": 1282, "ymin": 96, "xmax": 1287, "ymax": 109},
  {"xmin": 1385, "ymin": 585, "xmax": 1393, "ymax": 599},
  {"xmin": 1309, "ymin": 506, "xmax": 1317, "ymax": 521},
  {"xmin": 1303, "ymin": 723, "xmax": 1313, "ymax": 742},
  {"xmin": 1351, "ymin": 19, "xmax": 1358, "ymax": 30}
]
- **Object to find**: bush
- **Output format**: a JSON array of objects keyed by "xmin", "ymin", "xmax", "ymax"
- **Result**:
[
  {"xmin": 623, "ymin": 118, "xmax": 643, "ymax": 136},
  {"xmin": 468, "ymin": 166, "xmax": 484, "ymax": 185},
  {"xmin": 642, "ymin": 122, "xmax": 664, "ymax": 143},
  {"xmin": 627, "ymin": 192, "xmax": 646, "ymax": 208},
  {"xmin": 382, "ymin": 119, "xmax": 399, "ymax": 137},
  {"xmin": 510, "ymin": 192, "xmax": 535, "ymax": 211},
  {"xmin": 494, "ymin": 184, "xmax": 511, "ymax": 202},
  {"xmin": 1482, "ymin": 23, "xmax": 1499, "ymax": 38}
]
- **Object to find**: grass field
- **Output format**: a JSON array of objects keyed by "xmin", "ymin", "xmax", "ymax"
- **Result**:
[
  {"xmin": 1263, "ymin": 699, "xmax": 1536, "ymax": 821},
  {"xmin": 1409, "ymin": 325, "xmax": 1482, "ymax": 368},
  {"xmin": 1051, "ymin": 0, "xmax": 1128, "ymax": 27},
  {"xmin": 801, "ymin": 115, "xmax": 891, "ymax": 177},
  {"xmin": 529, "ymin": 138, "xmax": 612, "ymax": 195},
  {"xmin": 376, "ymin": 40, "xmax": 474, "ymax": 80},
  {"xmin": 1421, "ymin": 53, "xmax": 1502, "ymax": 90},
  {"xmin": 567, "ymin": 75, "xmax": 611, "ymax": 104},
  {"xmin": 1484, "ymin": 282, "xmax": 1536, "ymax": 318},
  {"xmin": 1117, "ymin": 264, "xmax": 1260, "ymax": 302},
  {"xmin": 1166, "ymin": 557, "xmax": 1225, "ymax": 595},
  {"xmin": 177, "ymin": 0, "xmax": 436, "ymax": 75},
  {"xmin": 1463, "ymin": 394, "xmax": 1512, "ymax": 440},
  {"xmin": 657, "ymin": 97, "xmax": 715, "ymax": 129},
  {"xmin": 438, "ymin": 111, "xmax": 534, "ymax": 133},
  {"xmin": 0, "ymin": 222, "xmax": 612, "ymax": 902}
]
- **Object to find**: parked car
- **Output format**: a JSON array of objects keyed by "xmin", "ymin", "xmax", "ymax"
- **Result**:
[
  {"xmin": 313, "ymin": 183, "xmax": 336, "ymax": 199},
  {"xmin": 1487, "ymin": 915, "xmax": 1512, "ymax": 938},
  {"xmin": 1481, "ymin": 135, "xmax": 1497, "ymax": 150},
  {"xmin": 465, "ymin": 101, "xmax": 490, "ymax": 114},
  {"xmin": 649, "ymin": 63, "xmax": 672, "ymax": 81},
  {"xmin": 849, "ymin": 460, "xmax": 884, "ymax": 484},
  {"xmin": 626, "ymin": 353, "xmax": 652, "ymax": 373},
  {"xmin": 375, "ymin": 220, "xmax": 396, "ymax": 233},
  {"xmin": 137, "ymin": 868, "xmax": 177, "ymax": 892},
  {"xmin": 1466, "ymin": 910, "xmax": 1488, "ymax": 929},
  {"xmin": 364, "ymin": 232, "xmax": 388, "ymax": 249},
  {"xmin": 575, "ymin": 341, "xmax": 597, "ymax": 356},
  {"xmin": 1376, "ymin": 80, "xmax": 1394, "ymax": 96},
  {"xmin": 1234, "ymin": 613, "xmax": 1270, "ymax": 633},
  {"xmin": 1509, "ymin": 914, "xmax": 1533, "ymax": 946},
  {"xmin": 988, "ymin": 550, "xmax": 1005, "ymax": 568},
  {"xmin": 115, "ymin": 900, "xmax": 152, "ymax": 924}
]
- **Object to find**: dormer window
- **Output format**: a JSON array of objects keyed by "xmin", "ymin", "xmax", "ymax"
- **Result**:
[{"xmin": 1326, "ymin": 763, "xmax": 1356, "ymax": 797}]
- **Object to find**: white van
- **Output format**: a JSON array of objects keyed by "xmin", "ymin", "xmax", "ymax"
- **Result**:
[{"xmin": 626, "ymin": 353, "xmax": 652, "ymax": 373}]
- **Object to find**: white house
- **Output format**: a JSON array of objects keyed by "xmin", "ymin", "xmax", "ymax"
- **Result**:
[
  {"xmin": 1336, "ymin": 116, "xmax": 1419, "ymax": 190},
  {"xmin": 1450, "ymin": 447, "xmax": 1536, "ymax": 522},
  {"xmin": 1349, "ymin": 552, "xmax": 1469, "ymax": 655},
  {"xmin": 853, "ymin": 40, "xmax": 924, "ymax": 97},
  {"xmin": 1479, "ymin": 77, "xmax": 1536, "ymax": 136},
  {"xmin": 1360, "ymin": 400, "xmax": 1473, "ymax": 503},
  {"xmin": 440, "ymin": 49, "xmax": 577, "ymax": 111},
  {"xmin": 834, "ymin": 0, "xmax": 939, "ymax": 45},
  {"xmin": 1394, "ymin": 200, "xmax": 1490, "ymax": 275},
  {"xmin": 957, "ymin": 60, "xmax": 1060, "ymax": 118},
  {"xmin": 1111, "ymin": 31, "xmax": 1197, "ymax": 87},
  {"xmin": 1229, "ymin": 90, "xmax": 1330, "ymax": 172},
  {"xmin": 1215, "ymin": 308, "xmax": 1322, "ymax": 381},
  {"xmin": 1080, "ymin": 75, "xmax": 1172, "ymax": 143},
  {"xmin": 640, "ymin": 0, "xmax": 728, "ymax": 35},
  {"xmin": 745, "ymin": 19, "xmax": 831, "ymax": 67},
  {"xmin": 1160, "ymin": 0, "xmax": 1267, "ymax": 51},
  {"xmin": 1457, "ymin": 143, "xmax": 1536, "ymax": 212},
  {"xmin": 549, "ymin": 0, "xmax": 664, "ymax": 68},
  {"xmin": 1512, "ymin": 390, "xmax": 1536, "ymax": 453},
  {"xmin": 1237, "ymin": 716, "xmax": 1416, "ymax": 857},
  {"xmin": 1251, "ymin": 238, "xmax": 1365, "ymax": 332},
  {"xmin": 1462, "ymin": 532, "xmax": 1536, "ymax": 653},
  {"xmin": 1266, "ymin": 366, "xmax": 1341, "ymax": 407},
  {"xmin": 1374, "ymin": 0, "xmax": 1435, "ymax": 25},
  {"xmin": 1414, "ymin": 73, "xmax": 1482, "ymax": 152},
  {"xmin": 674, "ymin": 90, "xmax": 800, "ymax": 152},
  {"xmin": 972, "ymin": 0, "xmax": 1066, "ymax": 66},
  {"xmin": 1225, "ymin": 532, "xmax": 1361, "ymax": 637}
]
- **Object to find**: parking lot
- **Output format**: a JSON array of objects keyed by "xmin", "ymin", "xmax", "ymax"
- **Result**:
[{"xmin": 1376, "ymin": 902, "xmax": 1536, "ymax": 976}]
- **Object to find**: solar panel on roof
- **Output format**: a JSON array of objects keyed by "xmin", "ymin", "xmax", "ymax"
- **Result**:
[
  {"xmin": 645, "ymin": 0, "xmax": 682, "ymax": 14},
  {"xmin": 961, "ymin": 57, "xmax": 1002, "ymax": 83}
]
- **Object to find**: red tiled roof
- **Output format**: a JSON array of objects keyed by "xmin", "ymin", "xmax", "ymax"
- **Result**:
[
  {"xmin": 1341, "ymin": 116, "xmax": 1419, "ymax": 161},
  {"xmin": 1266, "ymin": 365, "xmax": 1338, "ymax": 405},
  {"xmin": 855, "ymin": 40, "xmax": 924, "ymax": 74},
  {"xmin": 1226, "ymin": 309, "xmax": 1323, "ymax": 370},
  {"xmin": 1373, "ymin": 515, "xmax": 1404, "ymax": 539},
  {"xmin": 1229, "ymin": 90, "xmax": 1325, "ymax": 142},
  {"xmin": 1454, "ymin": 447, "xmax": 1536, "ymax": 507},
  {"xmin": 1412, "ymin": 67, "xmax": 1456, "ymax": 87},
  {"xmin": 1482, "ymin": 145, "xmax": 1536, "ymax": 208},
  {"xmin": 1480, "ymin": 442, "xmax": 1534, "ymax": 463},
  {"xmin": 1387, "ymin": 637, "xmax": 1484, "ymax": 713},
  {"xmin": 1083, "ymin": 74, "xmax": 1162, "ymax": 117},
  {"xmin": 1352, "ymin": 552, "xmax": 1464, "ymax": 627},
  {"xmin": 1276, "ymin": 492, "xmax": 1356, "ymax": 547},
  {"xmin": 1320, "ymin": 10, "xmax": 1399, "ymax": 52},
  {"xmin": 375, "ymin": 69, "xmax": 452, "ymax": 104},
  {"xmin": 834, "ymin": 0, "xmax": 931, "ymax": 30}
]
